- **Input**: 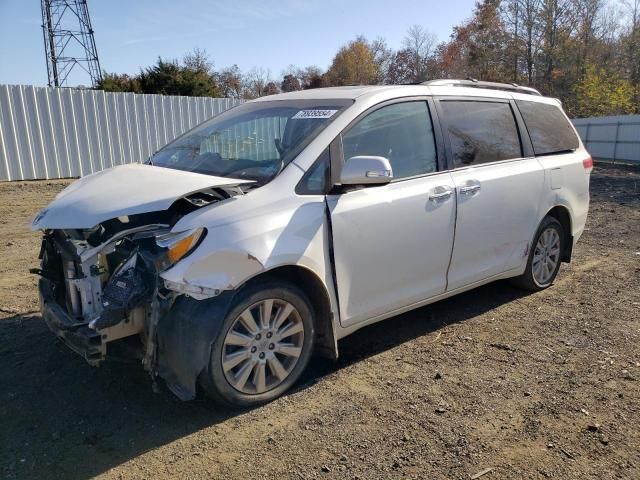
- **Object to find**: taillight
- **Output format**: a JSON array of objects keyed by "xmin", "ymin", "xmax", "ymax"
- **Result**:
[{"xmin": 582, "ymin": 156, "xmax": 593, "ymax": 170}]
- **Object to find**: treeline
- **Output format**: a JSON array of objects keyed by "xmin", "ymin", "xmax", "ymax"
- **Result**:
[{"xmin": 98, "ymin": 0, "xmax": 640, "ymax": 117}]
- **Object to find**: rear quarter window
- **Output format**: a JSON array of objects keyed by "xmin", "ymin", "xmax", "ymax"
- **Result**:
[{"xmin": 516, "ymin": 100, "xmax": 579, "ymax": 156}]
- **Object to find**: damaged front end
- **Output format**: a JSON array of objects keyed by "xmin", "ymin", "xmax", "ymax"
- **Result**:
[
  {"xmin": 33, "ymin": 184, "xmax": 242, "ymax": 398},
  {"xmin": 36, "ymin": 225, "xmax": 170, "ymax": 367}
]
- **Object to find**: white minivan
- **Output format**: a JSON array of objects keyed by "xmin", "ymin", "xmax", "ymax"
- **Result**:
[{"xmin": 32, "ymin": 80, "xmax": 592, "ymax": 407}]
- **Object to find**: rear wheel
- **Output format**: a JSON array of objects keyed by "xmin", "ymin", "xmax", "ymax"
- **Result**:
[
  {"xmin": 511, "ymin": 216, "xmax": 564, "ymax": 291},
  {"xmin": 200, "ymin": 281, "xmax": 314, "ymax": 408}
]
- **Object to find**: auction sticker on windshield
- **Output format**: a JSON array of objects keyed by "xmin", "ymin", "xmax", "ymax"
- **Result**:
[{"xmin": 292, "ymin": 109, "xmax": 338, "ymax": 119}]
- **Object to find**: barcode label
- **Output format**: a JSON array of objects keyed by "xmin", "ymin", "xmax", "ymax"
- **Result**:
[{"xmin": 292, "ymin": 109, "xmax": 338, "ymax": 119}]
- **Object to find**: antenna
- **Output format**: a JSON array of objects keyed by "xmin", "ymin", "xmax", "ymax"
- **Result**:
[{"xmin": 41, "ymin": 0, "xmax": 102, "ymax": 87}]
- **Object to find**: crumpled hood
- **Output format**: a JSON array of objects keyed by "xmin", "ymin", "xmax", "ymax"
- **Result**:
[{"xmin": 31, "ymin": 163, "xmax": 251, "ymax": 230}]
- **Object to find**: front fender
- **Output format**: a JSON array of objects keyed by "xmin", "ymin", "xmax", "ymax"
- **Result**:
[{"xmin": 160, "ymin": 199, "xmax": 330, "ymax": 300}]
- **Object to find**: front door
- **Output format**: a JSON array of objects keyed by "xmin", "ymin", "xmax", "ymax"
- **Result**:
[{"xmin": 327, "ymin": 100, "xmax": 456, "ymax": 327}]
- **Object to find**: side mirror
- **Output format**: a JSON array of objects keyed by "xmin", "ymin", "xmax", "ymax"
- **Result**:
[{"xmin": 340, "ymin": 156, "xmax": 393, "ymax": 186}]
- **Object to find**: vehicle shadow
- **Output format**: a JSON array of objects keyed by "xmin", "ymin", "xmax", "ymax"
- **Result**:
[
  {"xmin": 304, "ymin": 279, "xmax": 531, "ymax": 382},
  {"xmin": 0, "ymin": 280, "xmax": 530, "ymax": 480}
]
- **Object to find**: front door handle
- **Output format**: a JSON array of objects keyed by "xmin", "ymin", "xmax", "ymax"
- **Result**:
[
  {"xmin": 459, "ymin": 180, "xmax": 481, "ymax": 195},
  {"xmin": 429, "ymin": 186, "xmax": 453, "ymax": 201}
]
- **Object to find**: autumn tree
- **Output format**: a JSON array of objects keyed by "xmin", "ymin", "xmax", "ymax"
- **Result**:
[
  {"xmin": 468, "ymin": 0, "xmax": 512, "ymax": 80},
  {"xmin": 264, "ymin": 81, "xmax": 280, "ymax": 96},
  {"xmin": 281, "ymin": 74, "xmax": 302, "ymax": 92},
  {"xmin": 96, "ymin": 4, "xmax": 639, "ymax": 114},
  {"xmin": 572, "ymin": 64, "xmax": 635, "ymax": 116},
  {"xmin": 387, "ymin": 49, "xmax": 416, "ymax": 84},
  {"xmin": 432, "ymin": 26, "xmax": 474, "ymax": 79},
  {"xmin": 216, "ymin": 65, "xmax": 243, "ymax": 99},
  {"xmin": 433, "ymin": 0, "xmax": 511, "ymax": 81},
  {"xmin": 325, "ymin": 37, "xmax": 379, "ymax": 86}
]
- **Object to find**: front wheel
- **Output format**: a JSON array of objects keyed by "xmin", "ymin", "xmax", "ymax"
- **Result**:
[
  {"xmin": 200, "ymin": 281, "xmax": 315, "ymax": 408},
  {"xmin": 511, "ymin": 216, "xmax": 564, "ymax": 291}
]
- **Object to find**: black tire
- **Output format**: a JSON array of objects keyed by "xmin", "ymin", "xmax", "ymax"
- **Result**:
[
  {"xmin": 200, "ymin": 280, "xmax": 315, "ymax": 408},
  {"xmin": 511, "ymin": 216, "xmax": 564, "ymax": 292}
]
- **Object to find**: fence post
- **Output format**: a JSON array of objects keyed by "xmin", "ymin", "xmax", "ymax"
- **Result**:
[{"xmin": 612, "ymin": 120, "xmax": 620, "ymax": 164}]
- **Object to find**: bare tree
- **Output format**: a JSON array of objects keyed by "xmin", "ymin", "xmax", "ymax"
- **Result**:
[
  {"xmin": 296, "ymin": 66, "xmax": 325, "ymax": 89},
  {"xmin": 243, "ymin": 67, "xmax": 274, "ymax": 99},
  {"xmin": 621, "ymin": 0, "xmax": 640, "ymax": 102},
  {"xmin": 369, "ymin": 37, "xmax": 394, "ymax": 84},
  {"xmin": 539, "ymin": 0, "xmax": 575, "ymax": 90},
  {"xmin": 599, "ymin": 2, "xmax": 624, "ymax": 45},
  {"xmin": 574, "ymin": 0, "xmax": 605, "ymax": 77},
  {"xmin": 503, "ymin": 0, "xmax": 543, "ymax": 83},
  {"xmin": 402, "ymin": 25, "xmax": 438, "ymax": 82},
  {"xmin": 183, "ymin": 48, "xmax": 214, "ymax": 74}
]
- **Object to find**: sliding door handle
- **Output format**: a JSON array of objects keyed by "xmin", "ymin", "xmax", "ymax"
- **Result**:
[{"xmin": 459, "ymin": 181, "xmax": 481, "ymax": 195}]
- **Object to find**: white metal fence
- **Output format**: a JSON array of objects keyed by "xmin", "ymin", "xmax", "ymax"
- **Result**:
[
  {"xmin": 3, "ymin": 86, "xmax": 638, "ymax": 181},
  {"xmin": 573, "ymin": 115, "xmax": 640, "ymax": 164},
  {"xmin": 0, "ymin": 84, "xmax": 242, "ymax": 181}
]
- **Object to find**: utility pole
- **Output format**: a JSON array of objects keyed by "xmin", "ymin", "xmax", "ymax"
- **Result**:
[{"xmin": 41, "ymin": 0, "xmax": 102, "ymax": 87}]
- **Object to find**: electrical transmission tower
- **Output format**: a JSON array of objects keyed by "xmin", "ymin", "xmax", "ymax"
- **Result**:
[{"xmin": 41, "ymin": 0, "xmax": 102, "ymax": 87}]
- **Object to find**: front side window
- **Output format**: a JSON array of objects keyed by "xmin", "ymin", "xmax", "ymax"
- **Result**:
[
  {"xmin": 342, "ymin": 102, "xmax": 438, "ymax": 180},
  {"xmin": 296, "ymin": 148, "xmax": 330, "ymax": 195},
  {"xmin": 516, "ymin": 100, "xmax": 579, "ymax": 156},
  {"xmin": 150, "ymin": 100, "xmax": 350, "ymax": 185},
  {"xmin": 441, "ymin": 101, "xmax": 522, "ymax": 168}
]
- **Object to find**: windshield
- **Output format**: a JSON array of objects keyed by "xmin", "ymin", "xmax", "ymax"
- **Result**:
[{"xmin": 150, "ymin": 99, "xmax": 351, "ymax": 184}]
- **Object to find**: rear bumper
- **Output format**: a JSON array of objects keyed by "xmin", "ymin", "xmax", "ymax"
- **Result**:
[{"xmin": 38, "ymin": 278, "xmax": 105, "ymax": 365}]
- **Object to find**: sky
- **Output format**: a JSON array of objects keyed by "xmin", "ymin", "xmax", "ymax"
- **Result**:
[{"xmin": 0, "ymin": 0, "xmax": 476, "ymax": 87}]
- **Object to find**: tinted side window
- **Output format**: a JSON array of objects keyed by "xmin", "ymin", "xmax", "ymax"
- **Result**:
[
  {"xmin": 441, "ymin": 101, "xmax": 522, "ymax": 167},
  {"xmin": 342, "ymin": 102, "xmax": 437, "ymax": 179},
  {"xmin": 516, "ymin": 100, "xmax": 579, "ymax": 155}
]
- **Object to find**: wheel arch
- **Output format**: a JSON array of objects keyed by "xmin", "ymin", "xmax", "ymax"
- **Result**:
[
  {"xmin": 241, "ymin": 264, "xmax": 338, "ymax": 360},
  {"xmin": 545, "ymin": 205, "xmax": 573, "ymax": 262},
  {"xmin": 156, "ymin": 263, "xmax": 338, "ymax": 402}
]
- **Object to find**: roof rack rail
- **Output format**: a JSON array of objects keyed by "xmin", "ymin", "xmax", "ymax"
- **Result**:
[{"xmin": 422, "ymin": 78, "xmax": 542, "ymax": 96}]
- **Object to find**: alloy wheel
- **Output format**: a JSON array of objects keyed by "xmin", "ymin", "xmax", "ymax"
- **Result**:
[
  {"xmin": 532, "ymin": 227, "xmax": 561, "ymax": 286},
  {"xmin": 221, "ymin": 299, "xmax": 305, "ymax": 394}
]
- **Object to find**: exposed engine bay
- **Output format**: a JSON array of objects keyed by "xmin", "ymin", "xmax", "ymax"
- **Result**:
[{"xmin": 34, "ymin": 185, "xmax": 243, "ymax": 379}]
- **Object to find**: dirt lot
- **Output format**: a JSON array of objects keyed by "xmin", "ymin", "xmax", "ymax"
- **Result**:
[{"xmin": 1, "ymin": 165, "xmax": 639, "ymax": 480}]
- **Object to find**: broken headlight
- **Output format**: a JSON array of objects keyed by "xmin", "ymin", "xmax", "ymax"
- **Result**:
[{"xmin": 155, "ymin": 227, "xmax": 206, "ymax": 269}]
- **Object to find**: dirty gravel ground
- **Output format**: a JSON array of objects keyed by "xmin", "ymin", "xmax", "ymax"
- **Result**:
[{"xmin": 1, "ymin": 164, "xmax": 638, "ymax": 480}]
